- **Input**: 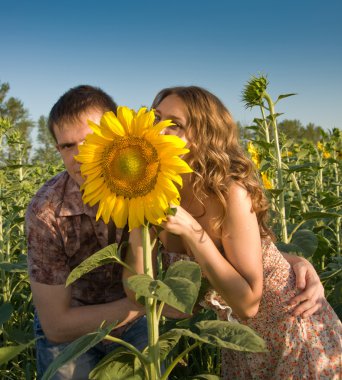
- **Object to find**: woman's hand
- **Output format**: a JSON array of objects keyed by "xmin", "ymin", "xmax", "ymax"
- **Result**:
[
  {"xmin": 285, "ymin": 254, "xmax": 325, "ymax": 318},
  {"xmin": 161, "ymin": 205, "xmax": 200, "ymax": 237}
]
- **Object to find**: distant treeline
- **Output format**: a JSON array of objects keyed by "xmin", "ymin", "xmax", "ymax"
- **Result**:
[{"xmin": 0, "ymin": 81, "xmax": 334, "ymax": 166}]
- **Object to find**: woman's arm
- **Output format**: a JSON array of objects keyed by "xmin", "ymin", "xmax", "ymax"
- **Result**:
[{"xmin": 161, "ymin": 184, "xmax": 264, "ymax": 320}]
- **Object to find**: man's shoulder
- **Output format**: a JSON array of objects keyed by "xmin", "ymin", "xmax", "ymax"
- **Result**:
[{"xmin": 26, "ymin": 171, "xmax": 70, "ymax": 219}]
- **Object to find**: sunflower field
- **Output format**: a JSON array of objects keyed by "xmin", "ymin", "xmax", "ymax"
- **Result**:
[{"xmin": 0, "ymin": 76, "xmax": 341, "ymax": 379}]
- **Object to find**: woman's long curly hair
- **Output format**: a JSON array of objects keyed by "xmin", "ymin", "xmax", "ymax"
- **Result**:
[{"xmin": 152, "ymin": 86, "xmax": 273, "ymax": 238}]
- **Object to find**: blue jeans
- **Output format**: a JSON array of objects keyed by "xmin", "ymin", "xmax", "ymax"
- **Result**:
[{"xmin": 34, "ymin": 312, "xmax": 148, "ymax": 380}]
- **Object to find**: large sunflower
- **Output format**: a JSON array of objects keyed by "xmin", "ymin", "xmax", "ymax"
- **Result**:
[{"xmin": 75, "ymin": 106, "xmax": 192, "ymax": 230}]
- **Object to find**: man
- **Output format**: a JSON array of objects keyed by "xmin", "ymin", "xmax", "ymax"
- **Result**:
[{"xmin": 26, "ymin": 85, "xmax": 147, "ymax": 379}]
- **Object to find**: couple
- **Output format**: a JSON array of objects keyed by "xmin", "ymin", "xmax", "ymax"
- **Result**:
[{"xmin": 26, "ymin": 85, "xmax": 341, "ymax": 379}]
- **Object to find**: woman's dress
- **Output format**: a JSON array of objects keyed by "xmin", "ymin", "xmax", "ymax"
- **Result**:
[{"xmin": 162, "ymin": 238, "xmax": 342, "ymax": 379}]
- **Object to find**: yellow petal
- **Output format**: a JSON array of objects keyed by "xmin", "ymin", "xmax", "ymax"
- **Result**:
[
  {"xmin": 159, "ymin": 168, "xmax": 183, "ymax": 187},
  {"xmin": 96, "ymin": 188, "xmax": 111, "ymax": 221},
  {"xmin": 157, "ymin": 146, "xmax": 190, "ymax": 159},
  {"xmin": 82, "ymin": 176, "xmax": 105, "ymax": 193},
  {"xmin": 85, "ymin": 133, "xmax": 112, "ymax": 146},
  {"xmin": 136, "ymin": 109, "xmax": 154, "ymax": 131},
  {"xmin": 136, "ymin": 107, "xmax": 148, "ymax": 117},
  {"xmin": 82, "ymin": 181, "xmax": 105, "ymax": 197},
  {"xmin": 101, "ymin": 111, "xmax": 126, "ymax": 136},
  {"xmin": 87, "ymin": 120, "xmax": 114, "ymax": 140},
  {"xmin": 160, "ymin": 157, "xmax": 193, "ymax": 174},
  {"xmin": 154, "ymin": 180, "xmax": 179, "ymax": 202},
  {"xmin": 102, "ymin": 193, "xmax": 117, "ymax": 224},
  {"xmin": 128, "ymin": 197, "xmax": 145, "ymax": 230},
  {"xmin": 144, "ymin": 191, "xmax": 166, "ymax": 226},
  {"xmin": 112, "ymin": 196, "xmax": 129, "ymax": 228},
  {"xmin": 152, "ymin": 135, "xmax": 187, "ymax": 151},
  {"xmin": 151, "ymin": 120, "xmax": 175, "ymax": 134},
  {"xmin": 117, "ymin": 107, "xmax": 133, "ymax": 134}
]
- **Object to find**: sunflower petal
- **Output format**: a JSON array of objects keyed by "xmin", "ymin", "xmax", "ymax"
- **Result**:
[
  {"xmin": 128, "ymin": 197, "xmax": 145, "ymax": 230},
  {"xmin": 117, "ymin": 107, "xmax": 134, "ymax": 134},
  {"xmin": 96, "ymin": 188, "xmax": 112, "ymax": 221},
  {"xmin": 102, "ymin": 193, "xmax": 117, "ymax": 224},
  {"xmin": 112, "ymin": 196, "xmax": 129, "ymax": 228},
  {"xmin": 87, "ymin": 120, "xmax": 114, "ymax": 140},
  {"xmin": 101, "ymin": 111, "xmax": 126, "ymax": 136},
  {"xmin": 160, "ymin": 157, "xmax": 193, "ymax": 173},
  {"xmin": 152, "ymin": 119, "xmax": 175, "ymax": 134}
]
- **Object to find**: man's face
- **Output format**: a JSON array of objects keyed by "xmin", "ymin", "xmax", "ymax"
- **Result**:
[{"xmin": 55, "ymin": 108, "xmax": 104, "ymax": 186}]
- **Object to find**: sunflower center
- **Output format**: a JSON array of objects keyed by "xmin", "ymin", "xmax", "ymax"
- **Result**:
[
  {"xmin": 103, "ymin": 136, "xmax": 160, "ymax": 198},
  {"xmin": 112, "ymin": 147, "xmax": 146, "ymax": 181}
]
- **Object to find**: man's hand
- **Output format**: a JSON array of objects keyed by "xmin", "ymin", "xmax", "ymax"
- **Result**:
[{"xmin": 288, "ymin": 258, "xmax": 325, "ymax": 318}]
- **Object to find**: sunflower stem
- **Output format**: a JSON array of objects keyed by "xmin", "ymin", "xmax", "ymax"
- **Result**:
[
  {"xmin": 264, "ymin": 92, "xmax": 288, "ymax": 243},
  {"xmin": 143, "ymin": 224, "xmax": 161, "ymax": 379}
]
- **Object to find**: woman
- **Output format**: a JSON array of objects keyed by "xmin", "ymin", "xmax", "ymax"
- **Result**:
[{"xmin": 125, "ymin": 86, "xmax": 341, "ymax": 379}]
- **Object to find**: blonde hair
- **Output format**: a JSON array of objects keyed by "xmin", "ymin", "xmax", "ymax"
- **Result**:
[{"xmin": 152, "ymin": 86, "xmax": 273, "ymax": 238}]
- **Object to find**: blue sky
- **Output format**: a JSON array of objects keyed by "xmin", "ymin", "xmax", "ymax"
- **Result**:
[{"xmin": 1, "ymin": 0, "xmax": 341, "ymax": 133}]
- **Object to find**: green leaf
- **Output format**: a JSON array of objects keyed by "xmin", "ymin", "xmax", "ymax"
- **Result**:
[
  {"xmin": 127, "ymin": 273, "xmax": 199, "ymax": 314},
  {"xmin": 66, "ymin": 244, "xmax": 122, "ymax": 286},
  {"xmin": 252, "ymin": 140, "xmax": 273, "ymax": 150},
  {"xmin": 0, "ymin": 340, "xmax": 36, "ymax": 365},
  {"xmin": 196, "ymin": 320, "xmax": 266, "ymax": 352},
  {"xmin": 164, "ymin": 261, "xmax": 202, "ymax": 290},
  {"xmin": 282, "ymin": 138, "xmax": 294, "ymax": 148},
  {"xmin": 158, "ymin": 330, "xmax": 182, "ymax": 360},
  {"xmin": 275, "ymin": 93, "xmax": 297, "ymax": 102},
  {"xmin": 5, "ymin": 327, "xmax": 34, "ymax": 344},
  {"xmin": 190, "ymin": 375, "xmax": 221, "ymax": 380},
  {"xmin": 266, "ymin": 113, "xmax": 283, "ymax": 120},
  {"xmin": 285, "ymin": 163, "xmax": 320, "ymax": 174},
  {"xmin": 265, "ymin": 188, "xmax": 284, "ymax": 197},
  {"xmin": 42, "ymin": 322, "xmax": 117, "ymax": 380},
  {"xmin": 302, "ymin": 211, "xmax": 341, "ymax": 220},
  {"xmin": 278, "ymin": 229, "xmax": 318, "ymax": 258},
  {"xmin": 171, "ymin": 320, "xmax": 267, "ymax": 352},
  {"xmin": 0, "ymin": 261, "xmax": 27, "ymax": 272},
  {"xmin": 89, "ymin": 347, "xmax": 145, "ymax": 380},
  {"xmin": 296, "ymin": 149, "xmax": 310, "ymax": 159},
  {"xmin": 166, "ymin": 207, "xmax": 177, "ymax": 216},
  {"xmin": 320, "ymin": 195, "xmax": 342, "ymax": 209},
  {"xmin": 0, "ymin": 302, "xmax": 13, "ymax": 325}
]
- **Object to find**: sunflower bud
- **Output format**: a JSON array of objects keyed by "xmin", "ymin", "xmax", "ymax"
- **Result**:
[{"xmin": 242, "ymin": 75, "xmax": 269, "ymax": 109}]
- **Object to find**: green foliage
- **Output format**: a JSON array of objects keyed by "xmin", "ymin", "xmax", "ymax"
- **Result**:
[
  {"xmin": 41, "ymin": 323, "xmax": 118, "ymax": 380},
  {"xmin": 0, "ymin": 113, "xmax": 63, "ymax": 379},
  {"xmin": 61, "ymin": 246, "xmax": 265, "ymax": 380},
  {"xmin": 127, "ymin": 261, "xmax": 201, "ymax": 314},
  {"xmin": 0, "ymin": 82, "xmax": 34, "ymax": 168},
  {"xmin": 0, "ymin": 340, "xmax": 36, "ymax": 365},
  {"xmin": 31, "ymin": 116, "xmax": 62, "ymax": 165},
  {"xmin": 89, "ymin": 347, "xmax": 146, "ymax": 380},
  {"xmin": 242, "ymin": 74, "xmax": 342, "ymax": 318},
  {"xmin": 66, "ymin": 243, "xmax": 132, "ymax": 287},
  {"xmin": 277, "ymin": 119, "xmax": 323, "ymax": 143}
]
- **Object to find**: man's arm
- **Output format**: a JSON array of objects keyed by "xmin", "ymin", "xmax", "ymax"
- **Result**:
[
  {"xmin": 283, "ymin": 253, "xmax": 325, "ymax": 317},
  {"xmin": 31, "ymin": 280, "xmax": 144, "ymax": 343}
]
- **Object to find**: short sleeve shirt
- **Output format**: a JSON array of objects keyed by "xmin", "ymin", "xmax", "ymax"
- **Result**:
[{"xmin": 26, "ymin": 171, "xmax": 126, "ymax": 306}]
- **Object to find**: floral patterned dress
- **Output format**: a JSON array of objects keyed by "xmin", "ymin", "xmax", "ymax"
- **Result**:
[{"xmin": 162, "ymin": 239, "xmax": 342, "ymax": 379}]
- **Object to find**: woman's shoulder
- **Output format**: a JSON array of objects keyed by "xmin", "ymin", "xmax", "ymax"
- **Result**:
[{"xmin": 224, "ymin": 181, "xmax": 252, "ymax": 210}]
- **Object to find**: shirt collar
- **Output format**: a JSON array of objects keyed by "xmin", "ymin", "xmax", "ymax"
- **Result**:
[{"xmin": 58, "ymin": 174, "xmax": 97, "ymax": 218}]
